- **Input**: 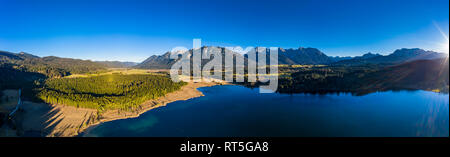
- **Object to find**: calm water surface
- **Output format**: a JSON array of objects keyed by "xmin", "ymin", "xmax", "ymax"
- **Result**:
[{"xmin": 82, "ymin": 85, "xmax": 449, "ymax": 137}]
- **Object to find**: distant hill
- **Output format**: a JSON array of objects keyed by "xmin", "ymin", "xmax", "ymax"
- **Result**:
[
  {"xmin": 0, "ymin": 50, "xmax": 39, "ymax": 61},
  {"xmin": 1, "ymin": 51, "xmax": 107, "ymax": 78},
  {"xmin": 329, "ymin": 56, "xmax": 353, "ymax": 62},
  {"xmin": 96, "ymin": 61, "xmax": 138, "ymax": 68},
  {"xmin": 334, "ymin": 48, "xmax": 447, "ymax": 66},
  {"xmin": 355, "ymin": 52, "xmax": 382, "ymax": 60}
]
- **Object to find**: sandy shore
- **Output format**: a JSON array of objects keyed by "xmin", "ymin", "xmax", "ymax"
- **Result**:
[
  {"xmin": 74, "ymin": 81, "xmax": 222, "ymax": 137},
  {"xmin": 1, "ymin": 81, "xmax": 224, "ymax": 137}
]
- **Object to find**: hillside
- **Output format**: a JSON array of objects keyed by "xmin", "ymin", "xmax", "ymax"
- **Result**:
[
  {"xmin": 134, "ymin": 52, "xmax": 176, "ymax": 69},
  {"xmin": 1, "ymin": 51, "xmax": 107, "ymax": 78},
  {"xmin": 1, "ymin": 51, "xmax": 110, "ymax": 100},
  {"xmin": 277, "ymin": 58, "xmax": 449, "ymax": 94},
  {"xmin": 362, "ymin": 58, "xmax": 449, "ymax": 93}
]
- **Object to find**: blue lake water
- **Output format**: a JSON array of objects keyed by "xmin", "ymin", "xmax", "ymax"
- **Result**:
[{"xmin": 82, "ymin": 85, "xmax": 449, "ymax": 137}]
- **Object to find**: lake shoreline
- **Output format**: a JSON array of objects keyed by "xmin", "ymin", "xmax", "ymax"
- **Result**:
[
  {"xmin": 2, "ymin": 81, "xmax": 447, "ymax": 137},
  {"xmin": 0, "ymin": 81, "xmax": 227, "ymax": 137},
  {"xmin": 82, "ymin": 86, "xmax": 449, "ymax": 137},
  {"xmin": 74, "ymin": 81, "xmax": 226, "ymax": 137}
]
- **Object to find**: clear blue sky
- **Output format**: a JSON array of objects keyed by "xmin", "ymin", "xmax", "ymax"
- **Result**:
[{"xmin": 0, "ymin": 0, "xmax": 448, "ymax": 62}]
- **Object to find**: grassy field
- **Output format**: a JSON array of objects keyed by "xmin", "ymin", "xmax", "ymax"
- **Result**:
[{"xmin": 65, "ymin": 68, "xmax": 169, "ymax": 78}]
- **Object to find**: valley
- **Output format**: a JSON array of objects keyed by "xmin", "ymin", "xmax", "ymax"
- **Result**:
[{"xmin": 0, "ymin": 47, "xmax": 449, "ymax": 137}]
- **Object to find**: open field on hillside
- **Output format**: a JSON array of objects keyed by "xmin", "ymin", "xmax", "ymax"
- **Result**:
[{"xmin": 65, "ymin": 68, "xmax": 169, "ymax": 78}]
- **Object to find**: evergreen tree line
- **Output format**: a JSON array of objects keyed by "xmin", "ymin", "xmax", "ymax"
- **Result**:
[{"xmin": 37, "ymin": 74, "xmax": 187, "ymax": 111}]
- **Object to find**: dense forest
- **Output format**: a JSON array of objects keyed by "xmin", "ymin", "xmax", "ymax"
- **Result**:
[
  {"xmin": 230, "ymin": 58, "xmax": 449, "ymax": 95},
  {"xmin": 1, "ymin": 51, "xmax": 110, "ymax": 101},
  {"xmin": 1, "ymin": 51, "xmax": 189, "ymax": 113},
  {"xmin": 276, "ymin": 59, "xmax": 449, "ymax": 95},
  {"xmin": 275, "ymin": 65, "xmax": 381, "ymax": 94},
  {"xmin": 37, "ymin": 74, "xmax": 187, "ymax": 111}
]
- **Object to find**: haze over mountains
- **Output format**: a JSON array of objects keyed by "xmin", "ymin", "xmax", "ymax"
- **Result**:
[{"xmin": 95, "ymin": 61, "xmax": 138, "ymax": 68}]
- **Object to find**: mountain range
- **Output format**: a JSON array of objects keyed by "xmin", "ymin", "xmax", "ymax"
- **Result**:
[
  {"xmin": 1, "ymin": 47, "xmax": 448, "ymax": 72},
  {"xmin": 135, "ymin": 47, "xmax": 448, "ymax": 69},
  {"xmin": 333, "ymin": 48, "xmax": 447, "ymax": 66}
]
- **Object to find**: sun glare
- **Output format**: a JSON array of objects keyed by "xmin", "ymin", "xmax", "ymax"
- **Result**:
[
  {"xmin": 433, "ymin": 22, "xmax": 449, "ymax": 54},
  {"xmin": 441, "ymin": 42, "xmax": 449, "ymax": 54}
]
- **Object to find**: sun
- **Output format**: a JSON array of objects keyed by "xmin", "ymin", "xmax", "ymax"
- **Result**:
[{"xmin": 441, "ymin": 42, "xmax": 449, "ymax": 54}]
